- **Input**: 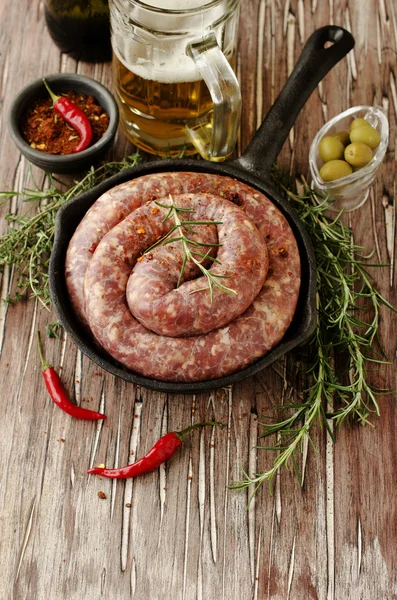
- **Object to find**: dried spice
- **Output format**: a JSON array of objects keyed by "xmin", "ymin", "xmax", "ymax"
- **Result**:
[
  {"xmin": 42, "ymin": 79, "xmax": 93, "ymax": 153},
  {"xmin": 20, "ymin": 91, "xmax": 110, "ymax": 155}
]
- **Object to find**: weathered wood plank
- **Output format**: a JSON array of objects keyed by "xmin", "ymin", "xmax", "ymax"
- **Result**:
[{"xmin": 0, "ymin": 1, "xmax": 396, "ymax": 599}]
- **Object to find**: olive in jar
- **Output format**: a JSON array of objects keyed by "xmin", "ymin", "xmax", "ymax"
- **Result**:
[
  {"xmin": 349, "ymin": 118, "xmax": 369, "ymax": 132},
  {"xmin": 318, "ymin": 136, "xmax": 345, "ymax": 162},
  {"xmin": 344, "ymin": 142, "xmax": 373, "ymax": 168},
  {"xmin": 319, "ymin": 160, "xmax": 353, "ymax": 182},
  {"xmin": 333, "ymin": 130, "xmax": 350, "ymax": 146},
  {"xmin": 349, "ymin": 125, "xmax": 380, "ymax": 150}
]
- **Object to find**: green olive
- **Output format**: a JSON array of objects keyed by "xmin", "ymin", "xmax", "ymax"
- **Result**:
[
  {"xmin": 349, "ymin": 118, "xmax": 369, "ymax": 132},
  {"xmin": 319, "ymin": 160, "xmax": 353, "ymax": 182},
  {"xmin": 318, "ymin": 135, "xmax": 345, "ymax": 162},
  {"xmin": 333, "ymin": 130, "xmax": 350, "ymax": 146},
  {"xmin": 344, "ymin": 142, "xmax": 373, "ymax": 167},
  {"xmin": 349, "ymin": 124, "xmax": 380, "ymax": 150}
]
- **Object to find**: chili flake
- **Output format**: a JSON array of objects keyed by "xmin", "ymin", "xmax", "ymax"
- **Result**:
[{"xmin": 20, "ymin": 91, "xmax": 110, "ymax": 155}]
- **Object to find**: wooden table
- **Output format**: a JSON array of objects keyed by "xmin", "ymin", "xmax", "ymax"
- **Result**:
[{"xmin": 1, "ymin": 1, "xmax": 396, "ymax": 599}]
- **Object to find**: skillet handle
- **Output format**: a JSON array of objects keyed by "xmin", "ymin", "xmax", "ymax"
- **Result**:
[{"xmin": 231, "ymin": 25, "xmax": 355, "ymax": 178}]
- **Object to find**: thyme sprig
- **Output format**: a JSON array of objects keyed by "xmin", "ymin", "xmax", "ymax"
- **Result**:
[
  {"xmin": 0, "ymin": 154, "xmax": 141, "ymax": 307},
  {"xmin": 231, "ymin": 175, "xmax": 395, "ymax": 497},
  {"xmin": 145, "ymin": 197, "xmax": 237, "ymax": 300}
]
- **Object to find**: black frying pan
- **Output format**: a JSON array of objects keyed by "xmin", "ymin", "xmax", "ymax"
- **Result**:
[{"xmin": 49, "ymin": 25, "xmax": 355, "ymax": 394}]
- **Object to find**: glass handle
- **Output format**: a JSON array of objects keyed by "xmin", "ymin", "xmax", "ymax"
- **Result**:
[{"xmin": 186, "ymin": 33, "xmax": 241, "ymax": 161}]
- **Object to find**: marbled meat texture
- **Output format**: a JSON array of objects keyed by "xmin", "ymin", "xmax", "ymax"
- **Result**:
[
  {"xmin": 124, "ymin": 194, "xmax": 268, "ymax": 336},
  {"xmin": 65, "ymin": 172, "xmax": 301, "ymax": 382}
]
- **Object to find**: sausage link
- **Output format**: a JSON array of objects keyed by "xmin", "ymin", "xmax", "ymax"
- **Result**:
[{"xmin": 66, "ymin": 173, "xmax": 300, "ymax": 381}]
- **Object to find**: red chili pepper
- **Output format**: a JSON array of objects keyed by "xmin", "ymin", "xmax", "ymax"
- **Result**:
[
  {"xmin": 43, "ymin": 78, "xmax": 93, "ymax": 153},
  {"xmin": 37, "ymin": 331, "xmax": 106, "ymax": 420},
  {"xmin": 87, "ymin": 421, "xmax": 222, "ymax": 479}
]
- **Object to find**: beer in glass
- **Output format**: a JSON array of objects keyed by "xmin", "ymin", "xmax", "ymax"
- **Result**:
[{"xmin": 110, "ymin": 0, "xmax": 241, "ymax": 159}]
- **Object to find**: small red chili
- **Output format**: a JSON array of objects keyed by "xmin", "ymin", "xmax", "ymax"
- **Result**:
[
  {"xmin": 43, "ymin": 79, "xmax": 93, "ymax": 153},
  {"xmin": 87, "ymin": 421, "xmax": 222, "ymax": 479},
  {"xmin": 37, "ymin": 331, "xmax": 106, "ymax": 420}
]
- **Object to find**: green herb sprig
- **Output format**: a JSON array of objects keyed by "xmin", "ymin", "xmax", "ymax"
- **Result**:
[
  {"xmin": 1, "ymin": 158, "xmax": 394, "ymax": 495},
  {"xmin": 145, "ymin": 197, "xmax": 237, "ymax": 300},
  {"xmin": 0, "ymin": 154, "xmax": 141, "ymax": 308},
  {"xmin": 231, "ymin": 175, "xmax": 395, "ymax": 498}
]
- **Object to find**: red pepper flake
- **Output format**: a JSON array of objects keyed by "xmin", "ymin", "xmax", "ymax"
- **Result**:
[
  {"xmin": 20, "ymin": 89, "xmax": 109, "ymax": 155},
  {"xmin": 278, "ymin": 247, "xmax": 289, "ymax": 258},
  {"xmin": 151, "ymin": 207, "xmax": 160, "ymax": 215},
  {"xmin": 97, "ymin": 491, "xmax": 107, "ymax": 500}
]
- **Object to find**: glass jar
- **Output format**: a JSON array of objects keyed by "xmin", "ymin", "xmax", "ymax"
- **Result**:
[
  {"xmin": 309, "ymin": 106, "xmax": 389, "ymax": 212},
  {"xmin": 44, "ymin": 0, "xmax": 112, "ymax": 62}
]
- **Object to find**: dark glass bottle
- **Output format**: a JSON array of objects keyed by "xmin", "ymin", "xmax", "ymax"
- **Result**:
[{"xmin": 44, "ymin": 0, "xmax": 111, "ymax": 63}]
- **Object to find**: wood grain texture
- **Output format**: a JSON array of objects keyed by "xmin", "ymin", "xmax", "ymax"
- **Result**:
[{"xmin": 0, "ymin": 1, "xmax": 396, "ymax": 599}]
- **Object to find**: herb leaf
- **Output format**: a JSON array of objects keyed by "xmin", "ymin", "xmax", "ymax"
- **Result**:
[
  {"xmin": 231, "ymin": 173, "xmax": 395, "ymax": 497},
  {"xmin": 0, "ymin": 154, "xmax": 141, "ymax": 307},
  {"xmin": 145, "ymin": 197, "xmax": 236, "ymax": 301}
]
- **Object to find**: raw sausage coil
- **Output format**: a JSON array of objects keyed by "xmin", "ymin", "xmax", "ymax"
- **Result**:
[
  {"xmin": 65, "ymin": 172, "xmax": 301, "ymax": 382},
  {"xmin": 123, "ymin": 194, "xmax": 268, "ymax": 337}
]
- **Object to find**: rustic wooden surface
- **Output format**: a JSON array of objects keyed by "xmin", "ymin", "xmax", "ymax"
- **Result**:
[{"xmin": 1, "ymin": 1, "xmax": 396, "ymax": 599}]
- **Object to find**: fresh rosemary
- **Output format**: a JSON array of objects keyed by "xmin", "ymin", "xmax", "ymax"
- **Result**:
[
  {"xmin": 0, "ymin": 154, "xmax": 141, "ymax": 308},
  {"xmin": 145, "ymin": 197, "xmax": 237, "ymax": 300},
  {"xmin": 1, "ymin": 158, "xmax": 394, "ymax": 495},
  {"xmin": 231, "ymin": 176, "xmax": 395, "ymax": 497}
]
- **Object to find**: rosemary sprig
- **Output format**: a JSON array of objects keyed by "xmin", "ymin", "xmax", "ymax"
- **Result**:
[
  {"xmin": 231, "ymin": 175, "xmax": 395, "ymax": 497},
  {"xmin": 1, "ymin": 156, "xmax": 394, "ymax": 493},
  {"xmin": 145, "ymin": 197, "xmax": 237, "ymax": 300},
  {"xmin": 0, "ymin": 154, "xmax": 141, "ymax": 308}
]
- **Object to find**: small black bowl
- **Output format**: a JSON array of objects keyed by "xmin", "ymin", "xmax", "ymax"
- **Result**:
[{"xmin": 7, "ymin": 73, "xmax": 119, "ymax": 174}]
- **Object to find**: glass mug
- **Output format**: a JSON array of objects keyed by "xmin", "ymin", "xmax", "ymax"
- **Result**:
[{"xmin": 109, "ymin": 0, "xmax": 241, "ymax": 159}]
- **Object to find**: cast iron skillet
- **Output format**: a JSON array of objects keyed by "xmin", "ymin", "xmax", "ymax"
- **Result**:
[{"xmin": 49, "ymin": 25, "xmax": 355, "ymax": 394}]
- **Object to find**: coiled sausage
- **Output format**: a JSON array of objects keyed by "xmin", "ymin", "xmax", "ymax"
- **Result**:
[{"xmin": 65, "ymin": 172, "xmax": 300, "ymax": 382}]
